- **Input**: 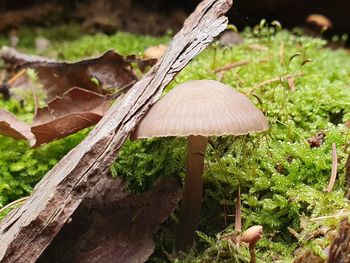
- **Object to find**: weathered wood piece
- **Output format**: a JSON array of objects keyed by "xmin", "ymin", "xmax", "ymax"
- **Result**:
[
  {"xmin": 37, "ymin": 176, "xmax": 181, "ymax": 263},
  {"xmin": 326, "ymin": 217, "xmax": 350, "ymax": 263},
  {"xmin": 0, "ymin": 0, "xmax": 232, "ymax": 262},
  {"xmin": 0, "ymin": 46, "xmax": 56, "ymax": 66}
]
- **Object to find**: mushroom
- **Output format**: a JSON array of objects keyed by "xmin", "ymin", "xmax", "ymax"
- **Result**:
[
  {"xmin": 144, "ymin": 44, "xmax": 168, "ymax": 60},
  {"xmin": 306, "ymin": 14, "xmax": 332, "ymax": 34},
  {"xmin": 131, "ymin": 80, "xmax": 268, "ymax": 251},
  {"xmin": 240, "ymin": 225, "xmax": 263, "ymax": 263}
]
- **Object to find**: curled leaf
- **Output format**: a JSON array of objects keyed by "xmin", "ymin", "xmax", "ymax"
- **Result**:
[
  {"xmin": 27, "ymin": 50, "xmax": 137, "ymax": 100},
  {"xmin": 31, "ymin": 87, "xmax": 111, "ymax": 147}
]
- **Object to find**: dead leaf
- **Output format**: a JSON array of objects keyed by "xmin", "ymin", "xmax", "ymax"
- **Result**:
[
  {"xmin": 307, "ymin": 131, "xmax": 326, "ymax": 148},
  {"xmin": 126, "ymin": 55, "xmax": 157, "ymax": 73},
  {"xmin": 38, "ymin": 176, "xmax": 182, "ymax": 263},
  {"xmin": 0, "ymin": 83, "xmax": 10, "ymax": 100},
  {"xmin": 0, "ymin": 109, "xmax": 35, "ymax": 145},
  {"xmin": 27, "ymin": 50, "xmax": 137, "ymax": 101},
  {"xmin": 31, "ymin": 87, "xmax": 111, "ymax": 147}
]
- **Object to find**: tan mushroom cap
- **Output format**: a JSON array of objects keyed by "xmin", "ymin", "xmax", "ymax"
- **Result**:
[
  {"xmin": 132, "ymin": 80, "xmax": 268, "ymax": 139},
  {"xmin": 306, "ymin": 14, "xmax": 332, "ymax": 29}
]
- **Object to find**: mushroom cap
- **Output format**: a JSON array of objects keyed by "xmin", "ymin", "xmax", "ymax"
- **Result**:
[
  {"xmin": 132, "ymin": 80, "xmax": 268, "ymax": 139},
  {"xmin": 306, "ymin": 14, "xmax": 332, "ymax": 29},
  {"xmin": 240, "ymin": 225, "xmax": 263, "ymax": 245}
]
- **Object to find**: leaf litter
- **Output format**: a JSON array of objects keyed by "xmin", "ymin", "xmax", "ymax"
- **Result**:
[{"xmin": 0, "ymin": 48, "xmax": 156, "ymax": 146}]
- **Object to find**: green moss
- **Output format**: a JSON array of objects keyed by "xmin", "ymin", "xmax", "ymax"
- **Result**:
[{"xmin": 1, "ymin": 22, "xmax": 350, "ymax": 261}]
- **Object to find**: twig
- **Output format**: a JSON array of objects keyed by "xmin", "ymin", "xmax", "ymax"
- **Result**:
[
  {"xmin": 257, "ymin": 73, "xmax": 303, "ymax": 88},
  {"xmin": 310, "ymin": 213, "xmax": 347, "ymax": 222},
  {"xmin": 279, "ymin": 41, "xmax": 285, "ymax": 66},
  {"xmin": 235, "ymin": 185, "xmax": 241, "ymax": 232},
  {"xmin": 214, "ymin": 58, "xmax": 268, "ymax": 73},
  {"xmin": 346, "ymin": 152, "xmax": 350, "ymax": 199},
  {"xmin": 0, "ymin": 197, "xmax": 29, "ymax": 214},
  {"xmin": 107, "ymin": 80, "xmax": 137, "ymax": 99},
  {"xmin": 0, "ymin": 46, "xmax": 56, "ymax": 66},
  {"xmin": 326, "ymin": 143, "xmax": 337, "ymax": 192}
]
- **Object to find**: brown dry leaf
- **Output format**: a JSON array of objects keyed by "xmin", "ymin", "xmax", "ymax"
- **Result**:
[
  {"xmin": 27, "ymin": 50, "xmax": 137, "ymax": 101},
  {"xmin": 126, "ymin": 55, "xmax": 157, "ymax": 73},
  {"xmin": 307, "ymin": 131, "xmax": 326, "ymax": 148},
  {"xmin": 31, "ymin": 87, "xmax": 111, "ymax": 147},
  {"xmin": 0, "ymin": 109, "xmax": 35, "ymax": 145}
]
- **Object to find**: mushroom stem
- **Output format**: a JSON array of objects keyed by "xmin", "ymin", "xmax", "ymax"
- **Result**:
[
  {"xmin": 249, "ymin": 243, "xmax": 257, "ymax": 263},
  {"xmin": 175, "ymin": 135, "xmax": 208, "ymax": 252}
]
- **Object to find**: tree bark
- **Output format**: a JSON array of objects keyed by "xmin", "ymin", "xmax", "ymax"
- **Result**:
[
  {"xmin": 0, "ymin": 0, "xmax": 232, "ymax": 262},
  {"xmin": 326, "ymin": 217, "xmax": 350, "ymax": 263}
]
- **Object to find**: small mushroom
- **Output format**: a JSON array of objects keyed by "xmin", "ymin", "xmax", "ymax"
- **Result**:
[
  {"xmin": 132, "ymin": 80, "xmax": 268, "ymax": 251},
  {"xmin": 241, "ymin": 225, "xmax": 263, "ymax": 263},
  {"xmin": 306, "ymin": 14, "xmax": 332, "ymax": 34}
]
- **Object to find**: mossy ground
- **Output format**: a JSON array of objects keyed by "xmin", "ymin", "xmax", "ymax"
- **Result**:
[{"xmin": 1, "ymin": 22, "xmax": 350, "ymax": 262}]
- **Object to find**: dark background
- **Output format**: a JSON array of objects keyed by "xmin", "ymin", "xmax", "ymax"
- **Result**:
[{"xmin": 0, "ymin": 0, "xmax": 349, "ymax": 41}]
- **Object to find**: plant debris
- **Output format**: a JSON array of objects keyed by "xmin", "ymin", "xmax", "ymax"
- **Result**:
[
  {"xmin": 0, "ymin": 3, "xmax": 62, "ymax": 32},
  {"xmin": 31, "ymin": 88, "xmax": 112, "ymax": 147},
  {"xmin": 143, "ymin": 44, "xmax": 168, "ymax": 60},
  {"xmin": 307, "ymin": 131, "xmax": 326, "ymax": 148},
  {"xmin": 326, "ymin": 217, "xmax": 350, "ymax": 262},
  {"xmin": 325, "ymin": 143, "xmax": 338, "ymax": 192},
  {"xmin": 38, "ymin": 176, "xmax": 181, "ymax": 263},
  {"xmin": 0, "ymin": 46, "xmax": 56, "ymax": 67},
  {"xmin": 25, "ymin": 50, "xmax": 138, "ymax": 100},
  {"xmin": 0, "ymin": 109, "xmax": 34, "ymax": 145}
]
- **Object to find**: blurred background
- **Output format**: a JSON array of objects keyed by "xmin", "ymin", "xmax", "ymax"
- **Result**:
[{"xmin": 0, "ymin": 0, "xmax": 349, "ymax": 45}]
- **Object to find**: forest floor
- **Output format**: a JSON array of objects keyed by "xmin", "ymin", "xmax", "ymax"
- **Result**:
[{"xmin": 0, "ymin": 22, "xmax": 350, "ymax": 262}]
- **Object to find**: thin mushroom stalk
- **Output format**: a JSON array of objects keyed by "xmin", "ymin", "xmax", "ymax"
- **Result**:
[
  {"xmin": 175, "ymin": 135, "xmax": 208, "ymax": 251},
  {"xmin": 131, "ymin": 79, "xmax": 268, "ymax": 253}
]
